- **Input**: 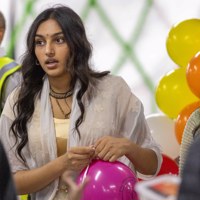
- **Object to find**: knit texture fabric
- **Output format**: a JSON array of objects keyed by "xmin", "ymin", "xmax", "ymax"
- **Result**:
[{"xmin": 179, "ymin": 109, "xmax": 200, "ymax": 176}]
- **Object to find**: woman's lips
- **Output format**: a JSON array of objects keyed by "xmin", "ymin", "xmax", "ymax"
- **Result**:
[
  {"xmin": 45, "ymin": 62, "xmax": 58, "ymax": 69},
  {"xmin": 45, "ymin": 59, "xmax": 58, "ymax": 69}
]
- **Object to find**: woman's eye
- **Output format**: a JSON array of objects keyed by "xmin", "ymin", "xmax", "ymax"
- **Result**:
[
  {"xmin": 35, "ymin": 40, "xmax": 45, "ymax": 46},
  {"xmin": 56, "ymin": 37, "xmax": 65, "ymax": 43}
]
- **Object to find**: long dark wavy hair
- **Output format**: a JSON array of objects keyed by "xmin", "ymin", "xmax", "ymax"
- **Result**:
[{"xmin": 11, "ymin": 5, "xmax": 110, "ymax": 162}]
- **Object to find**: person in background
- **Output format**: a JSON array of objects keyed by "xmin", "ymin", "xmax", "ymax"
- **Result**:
[
  {"xmin": 0, "ymin": 5, "xmax": 162, "ymax": 200},
  {"xmin": 178, "ymin": 130, "xmax": 200, "ymax": 200},
  {"xmin": 177, "ymin": 107, "xmax": 200, "ymax": 199},
  {"xmin": 179, "ymin": 108, "xmax": 200, "ymax": 175},
  {"xmin": 0, "ymin": 140, "xmax": 17, "ymax": 200},
  {"xmin": 0, "ymin": 11, "xmax": 21, "ymax": 112},
  {"xmin": 62, "ymin": 171, "xmax": 89, "ymax": 200}
]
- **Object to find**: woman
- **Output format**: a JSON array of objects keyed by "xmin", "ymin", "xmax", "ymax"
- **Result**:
[{"xmin": 0, "ymin": 5, "xmax": 162, "ymax": 200}]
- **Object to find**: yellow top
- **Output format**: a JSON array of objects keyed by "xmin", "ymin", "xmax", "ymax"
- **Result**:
[{"xmin": 53, "ymin": 118, "xmax": 69, "ymax": 157}]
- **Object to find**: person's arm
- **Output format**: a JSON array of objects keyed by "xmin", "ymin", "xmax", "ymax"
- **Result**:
[
  {"xmin": 125, "ymin": 140, "xmax": 158, "ymax": 175},
  {"xmin": 14, "ymin": 146, "xmax": 94, "ymax": 195},
  {"xmin": 94, "ymin": 136, "xmax": 158, "ymax": 175},
  {"xmin": 62, "ymin": 171, "xmax": 89, "ymax": 200},
  {"xmin": 94, "ymin": 77, "xmax": 161, "ymax": 177},
  {"xmin": 14, "ymin": 155, "xmax": 65, "ymax": 194}
]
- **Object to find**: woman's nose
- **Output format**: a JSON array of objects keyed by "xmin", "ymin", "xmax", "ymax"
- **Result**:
[{"xmin": 45, "ymin": 43, "xmax": 55, "ymax": 56}]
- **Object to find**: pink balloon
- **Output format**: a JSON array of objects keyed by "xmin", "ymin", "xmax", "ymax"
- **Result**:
[{"xmin": 77, "ymin": 159, "xmax": 138, "ymax": 200}]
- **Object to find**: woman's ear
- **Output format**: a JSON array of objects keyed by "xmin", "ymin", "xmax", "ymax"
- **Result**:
[{"xmin": 0, "ymin": 29, "xmax": 5, "ymax": 44}]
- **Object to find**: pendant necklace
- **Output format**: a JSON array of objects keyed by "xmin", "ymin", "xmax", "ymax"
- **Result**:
[{"xmin": 49, "ymin": 86, "xmax": 73, "ymax": 119}]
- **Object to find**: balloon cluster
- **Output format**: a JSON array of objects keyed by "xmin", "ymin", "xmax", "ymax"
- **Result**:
[
  {"xmin": 147, "ymin": 19, "xmax": 200, "ymax": 175},
  {"xmin": 156, "ymin": 19, "xmax": 200, "ymax": 119}
]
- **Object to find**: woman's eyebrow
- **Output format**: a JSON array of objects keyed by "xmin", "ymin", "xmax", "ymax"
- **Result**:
[{"xmin": 35, "ymin": 32, "xmax": 64, "ymax": 38}]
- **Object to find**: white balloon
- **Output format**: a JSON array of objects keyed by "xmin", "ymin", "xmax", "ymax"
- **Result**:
[{"xmin": 146, "ymin": 113, "xmax": 180, "ymax": 159}]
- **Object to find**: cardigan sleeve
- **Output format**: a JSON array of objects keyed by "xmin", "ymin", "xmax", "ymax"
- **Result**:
[{"xmin": 179, "ymin": 109, "xmax": 200, "ymax": 176}]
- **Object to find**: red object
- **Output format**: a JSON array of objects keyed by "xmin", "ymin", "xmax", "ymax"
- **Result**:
[{"xmin": 158, "ymin": 154, "xmax": 179, "ymax": 176}]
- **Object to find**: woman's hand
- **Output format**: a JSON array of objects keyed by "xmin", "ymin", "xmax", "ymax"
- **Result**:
[
  {"xmin": 63, "ymin": 146, "xmax": 95, "ymax": 172},
  {"xmin": 94, "ymin": 136, "xmax": 131, "ymax": 162},
  {"xmin": 62, "ymin": 171, "xmax": 89, "ymax": 200},
  {"xmin": 94, "ymin": 136, "xmax": 158, "ymax": 175}
]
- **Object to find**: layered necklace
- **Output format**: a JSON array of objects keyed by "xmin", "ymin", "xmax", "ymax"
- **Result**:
[{"xmin": 49, "ymin": 86, "xmax": 73, "ymax": 119}]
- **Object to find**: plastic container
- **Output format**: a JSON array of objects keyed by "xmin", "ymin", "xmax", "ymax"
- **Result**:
[{"xmin": 135, "ymin": 174, "xmax": 180, "ymax": 200}]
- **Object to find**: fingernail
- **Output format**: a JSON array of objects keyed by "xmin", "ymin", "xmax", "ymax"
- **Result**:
[{"xmin": 90, "ymin": 145, "xmax": 96, "ymax": 150}]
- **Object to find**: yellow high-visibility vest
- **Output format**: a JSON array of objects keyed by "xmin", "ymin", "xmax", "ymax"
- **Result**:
[
  {"xmin": 0, "ymin": 57, "xmax": 25, "ymax": 196},
  {"xmin": 0, "ymin": 57, "xmax": 21, "ymax": 97}
]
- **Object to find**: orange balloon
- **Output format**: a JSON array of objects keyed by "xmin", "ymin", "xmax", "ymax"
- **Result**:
[
  {"xmin": 187, "ymin": 52, "xmax": 200, "ymax": 98},
  {"xmin": 175, "ymin": 101, "xmax": 200, "ymax": 144}
]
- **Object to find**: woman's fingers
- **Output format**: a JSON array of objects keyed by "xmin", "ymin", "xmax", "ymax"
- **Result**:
[
  {"xmin": 94, "ymin": 136, "xmax": 130, "ymax": 161},
  {"xmin": 70, "ymin": 146, "xmax": 95, "ymax": 155},
  {"xmin": 64, "ymin": 146, "xmax": 95, "ymax": 171}
]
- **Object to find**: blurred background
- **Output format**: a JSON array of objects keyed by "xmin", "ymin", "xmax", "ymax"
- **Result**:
[{"xmin": 1, "ymin": 0, "xmax": 200, "ymax": 115}]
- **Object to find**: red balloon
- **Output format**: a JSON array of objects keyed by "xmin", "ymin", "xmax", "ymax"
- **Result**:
[
  {"xmin": 158, "ymin": 154, "xmax": 179, "ymax": 176},
  {"xmin": 187, "ymin": 52, "xmax": 200, "ymax": 98}
]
